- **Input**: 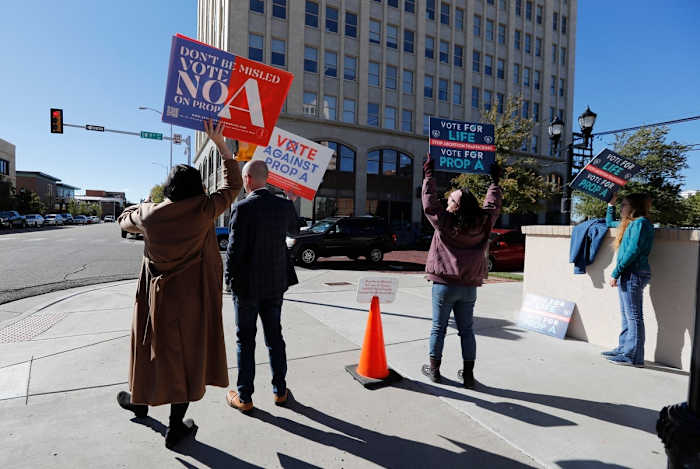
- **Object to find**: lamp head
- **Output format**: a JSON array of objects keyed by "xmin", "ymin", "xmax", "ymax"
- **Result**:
[{"xmin": 578, "ymin": 106, "xmax": 597, "ymax": 135}]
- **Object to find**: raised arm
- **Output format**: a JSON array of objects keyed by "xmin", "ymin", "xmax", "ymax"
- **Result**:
[
  {"xmin": 118, "ymin": 204, "xmax": 146, "ymax": 234},
  {"xmin": 203, "ymin": 119, "xmax": 243, "ymax": 219},
  {"xmin": 421, "ymin": 154, "xmax": 447, "ymax": 231},
  {"xmin": 482, "ymin": 162, "xmax": 503, "ymax": 229},
  {"xmin": 606, "ymin": 193, "xmax": 619, "ymax": 228}
]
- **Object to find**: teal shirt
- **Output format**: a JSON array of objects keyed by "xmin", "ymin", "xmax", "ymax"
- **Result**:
[{"xmin": 606, "ymin": 205, "xmax": 654, "ymax": 279}]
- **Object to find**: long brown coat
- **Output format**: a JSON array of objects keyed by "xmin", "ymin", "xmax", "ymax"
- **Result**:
[{"xmin": 118, "ymin": 159, "xmax": 242, "ymax": 405}]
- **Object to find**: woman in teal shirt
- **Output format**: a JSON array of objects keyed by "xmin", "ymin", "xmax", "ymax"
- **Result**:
[{"xmin": 602, "ymin": 193, "xmax": 654, "ymax": 367}]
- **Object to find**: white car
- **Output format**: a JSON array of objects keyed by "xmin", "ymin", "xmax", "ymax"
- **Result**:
[
  {"xmin": 44, "ymin": 214, "xmax": 63, "ymax": 225},
  {"xmin": 88, "ymin": 216, "xmax": 100, "ymax": 224},
  {"xmin": 24, "ymin": 214, "xmax": 44, "ymax": 227},
  {"xmin": 103, "ymin": 215, "xmax": 115, "ymax": 223}
]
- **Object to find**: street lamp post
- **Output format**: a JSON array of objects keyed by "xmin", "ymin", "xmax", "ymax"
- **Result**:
[
  {"xmin": 138, "ymin": 106, "xmax": 172, "ymax": 172},
  {"xmin": 548, "ymin": 106, "xmax": 597, "ymax": 225}
]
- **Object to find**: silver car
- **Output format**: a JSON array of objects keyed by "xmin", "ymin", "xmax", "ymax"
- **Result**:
[
  {"xmin": 44, "ymin": 214, "xmax": 63, "ymax": 225},
  {"xmin": 24, "ymin": 214, "xmax": 44, "ymax": 227}
]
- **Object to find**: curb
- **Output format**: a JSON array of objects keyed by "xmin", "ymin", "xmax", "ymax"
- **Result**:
[{"xmin": 0, "ymin": 275, "xmax": 138, "ymax": 306}]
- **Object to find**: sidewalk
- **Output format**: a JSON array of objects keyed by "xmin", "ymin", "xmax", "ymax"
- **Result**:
[{"xmin": 0, "ymin": 270, "xmax": 687, "ymax": 468}]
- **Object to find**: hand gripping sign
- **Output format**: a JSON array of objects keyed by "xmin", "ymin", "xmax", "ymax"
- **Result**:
[
  {"xmin": 251, "ymin": 127, "xmax": 334, "ymax": 200},
  {"xmin": 161, "ymin": 34, "xmax": 294, "ymax": 146}
]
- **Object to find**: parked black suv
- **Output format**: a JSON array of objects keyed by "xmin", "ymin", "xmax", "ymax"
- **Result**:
[
  {"xmin": 0, "ymin": 211, "xmax": 26, "ymax": 229},
  {"xmin": 287, "ymin": 216, "xmax": 397, "ymax": 266}
]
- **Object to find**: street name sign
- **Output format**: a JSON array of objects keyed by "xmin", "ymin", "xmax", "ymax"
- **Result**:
[
  {"xmin": 357, "ymin": 277, "xmax": 399, "ymax": 304},
  {"xmin": 162, "ymin": 34, "xmax": 294, "ymax": 146},
  {"xmin": 429, "ymin": 117, "xmax": 495, "ymax": 174},
  {"xmin": 85, "ymin": 124, "xmax": 104, "ymax": 132},
  {"xmin": 140, "ymin": 131, "xmax": 163, "ymax": 140},
  {"xmin": 517, "ymin": 293, "xmax": 575, "ymax": 339},
  {"xmin": 570, "ymin": 149, "xmax": 642, "ymax": 202}
]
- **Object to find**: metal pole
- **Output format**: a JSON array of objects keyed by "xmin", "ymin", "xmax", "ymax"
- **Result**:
[
  {"xmin": 689, "ymin": 242, "xmax": 700, "ymax": 414},
  {"xmin": 186, "ymin": 136, "xmax": 192, "ymax": 166},
  {"xmin": 564, "ymin": 143, "xmax": 573, "ymax": 225},
  {"xmin": 169, "ymin": 123, "xmax": 173, "ymax": 171}
]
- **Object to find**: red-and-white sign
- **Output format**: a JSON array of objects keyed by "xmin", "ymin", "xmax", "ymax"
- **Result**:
[{"xmin": 357, "ymin": 277, "xmax": 399, "ymax": 304}]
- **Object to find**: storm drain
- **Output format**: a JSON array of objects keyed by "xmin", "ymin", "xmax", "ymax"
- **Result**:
[{"xmin": 0, "ymin": 313, "xmax": 66, "ymax": 344}]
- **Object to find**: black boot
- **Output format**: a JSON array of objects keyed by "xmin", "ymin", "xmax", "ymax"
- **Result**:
[
  {"xmin": 458, "ymin": 360, "xmax": 475, "ymax": 389},
  {"xmin": 421, "ymin": 357, "xmax": 442, "ymax": 383},
  {"xmin": 165, "ymin": 419, "xmax": 197, "ymax": 449},
  {"xmin": 117, "ymin": 391, "xmax": 148, "ymax": 418}
]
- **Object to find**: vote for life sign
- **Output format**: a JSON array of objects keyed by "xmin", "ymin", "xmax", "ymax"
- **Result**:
[
  {"xmin": 251, "ymin": 127, "xmax": 333, "ymax": 200},
  {"xmin": 161, "ymin": 34, "xmax": 294, "ymax": 146},
  {"xmin": 570, "ymin": 149, "xmax": 642, "ymax": 203},
  {"xmin": 429, "ymin": 117, "xmax": 496, "ymax": 174},
  {"xmin": 517, "ymin": 293, "xmax": 576, "ymax": 340}
]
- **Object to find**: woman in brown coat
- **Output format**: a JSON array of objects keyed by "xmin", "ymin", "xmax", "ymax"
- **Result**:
[{"xmin": 116, "ymin": 120, "xmax": 242, "ymax": 448}]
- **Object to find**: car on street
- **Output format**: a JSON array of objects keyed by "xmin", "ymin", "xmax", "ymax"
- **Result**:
[
  {"xmin": 488, "ymin": 229, "xmax": 526, "ymax": 272},
  {"xmin": 103, "ymin": 215, "xmax": 115, "ymax": 223},
  {"xmin": 44, "ymin": 214, "xmax": 64, "ymax": 225},
  {"xmin": 61, "ymin": 213, "xmax": 74, "ymax": 225},
  {"xmin": 24, "ymin": 214, "xmax": 44, "ymax": 227},
  {"xmin": 73, "ymin": 215, "xmax": 88, "ymax": 225},
  {"xmin": 287, "ymin": 216, "xmax": 397, "ymax": 266},
  {"xmin": 0, "ymin": 211, "xmax": 27, "ymax": 229},
  {"xmin": 87, "ymin": 216, "xmax": 100, "ymax": 224}
]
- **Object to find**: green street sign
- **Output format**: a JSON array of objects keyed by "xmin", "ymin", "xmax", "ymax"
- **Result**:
[{"xmin": 140, "ymin": 131, "xmax": 163, "ymax": 140}]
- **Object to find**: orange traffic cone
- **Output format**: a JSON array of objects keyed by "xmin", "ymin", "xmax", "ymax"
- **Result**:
[
  {"xmin": 345, "ymin": 296, "xmax": 402, "ymax": 389},
  {"xmin": 356, "ymin": 296, "xmax": 389, "ymax": 379}
]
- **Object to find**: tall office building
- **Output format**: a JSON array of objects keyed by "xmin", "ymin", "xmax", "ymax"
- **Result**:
[{"xmin": 196, "ymin": 0, "xmax": 577, "ymax": 227}]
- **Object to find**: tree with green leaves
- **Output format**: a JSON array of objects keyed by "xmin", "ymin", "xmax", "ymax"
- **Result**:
[
  {"xmin": 449, "ymin": 97, "xmax": 558, "ymax": 214},
  {"xmin": 574, "ymin": 127, "xmax": 690, "ymax": 226},
  {"xmin": 683, "ymin": 192, "xmax": 700, "ymax": 227},
  {"xmin": 0, "ymin": 178, "xmax": 16, "ymax": 211},
  {"xmin": 150, "ymin": 184, "xmax": 165, "ymax": 203},
  {"xmin": 15, "ymin": 189, "xmax": 45, "ymax": 214}
]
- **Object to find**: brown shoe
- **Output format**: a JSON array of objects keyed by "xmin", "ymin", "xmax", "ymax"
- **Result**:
[
  {"xmin": 226, "ymin": 390, "xmax": 253, "ymax": 413},
  {"xmin": 274, "ymin": 389, "xmax": 290, "ymax": 406}
]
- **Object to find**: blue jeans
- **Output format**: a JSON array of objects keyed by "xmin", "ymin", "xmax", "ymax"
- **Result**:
[
  {"xmin": 233, "ymin": 295, "xmax": 287, "ymax": 402},
  {"xmin": 616, "ymin": 271, "xmax": 651, "ymax": 364},
  {"xmin": 429, "ymin": 283, "xmax": 478, "ymax": 361}
]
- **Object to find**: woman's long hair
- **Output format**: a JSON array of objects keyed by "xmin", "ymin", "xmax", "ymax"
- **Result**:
[
  {"xmin": 452, "ymin": 189, "xmax": 487, "ymax": 233},
  {"xmin": 163, "ymin": 165, "xmax": 205, "ymax": 202},
  {"xmin": 614, "ymin": 193, "xmax": 650, "ymax": 248}
]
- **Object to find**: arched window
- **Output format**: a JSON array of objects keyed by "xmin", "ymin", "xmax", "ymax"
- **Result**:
[
  {"xmin": 366, "ymin": 149, "xmax": 414, "ymax": 225},
  {"xmin": 314, "ymin": 141, "xmax": 356, "ymax": 220},
  {"xmin": 319, "ymin": 141, "xmax": 355, "ymax": 172}
]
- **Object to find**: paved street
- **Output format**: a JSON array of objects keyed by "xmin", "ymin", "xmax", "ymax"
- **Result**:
[{"xmin": 0, "ymin": 223, "xmax": 143, "ymax": 305}]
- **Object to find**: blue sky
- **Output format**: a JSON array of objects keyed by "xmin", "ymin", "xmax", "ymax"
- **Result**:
[{"xmin": 1, "ymin": 1, "xmax": 699, "ymax": 203}]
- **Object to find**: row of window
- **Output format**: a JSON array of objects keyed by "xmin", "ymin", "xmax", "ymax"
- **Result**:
[{"xmin": 0, "ymin": 158, "xmax": 9, "ymax": 176}]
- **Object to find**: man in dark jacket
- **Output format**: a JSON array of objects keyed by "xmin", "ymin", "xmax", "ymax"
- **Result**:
[{"xmin": 225, "ymin": 160, "xmax": 299, "ymax": 412}]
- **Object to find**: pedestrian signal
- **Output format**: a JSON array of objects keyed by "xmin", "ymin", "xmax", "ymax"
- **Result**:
[{"xmin": 51, "ymin": 108, "xmax": 64, "ymax": 134}]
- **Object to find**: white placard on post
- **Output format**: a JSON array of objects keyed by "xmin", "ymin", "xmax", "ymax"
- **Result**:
[{"xmin": 357, "ymin": 277, "xmax": 399, "ymax": 304}]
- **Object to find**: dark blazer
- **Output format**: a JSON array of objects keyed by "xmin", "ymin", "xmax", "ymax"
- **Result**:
[{"xmin": 225, "ymin": 188, "xmax": 299, "ymax": 299}]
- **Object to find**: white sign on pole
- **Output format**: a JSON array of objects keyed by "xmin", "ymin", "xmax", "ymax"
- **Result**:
[{"xmin": 357, "ymin": 277, "xmax": 399, "ymax": 304}]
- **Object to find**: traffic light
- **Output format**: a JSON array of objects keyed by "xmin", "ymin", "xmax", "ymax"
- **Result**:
[{"xmin": 50, "ymin": 108, "xmax": 63, "ymax": 134}]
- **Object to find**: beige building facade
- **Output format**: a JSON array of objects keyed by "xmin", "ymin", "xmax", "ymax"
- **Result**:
[
  {"xmin": 0, "ymin": 138, "xmax": 16, "ymax": 188},
  {"xmin": 195, "ymin": 0, "xmax": 577, "ymax": 228}
]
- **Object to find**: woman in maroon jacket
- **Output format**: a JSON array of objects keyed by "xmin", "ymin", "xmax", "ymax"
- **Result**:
[{"xmin": 421, "ymin": 154, "xmax": 503, "ymax": 388}]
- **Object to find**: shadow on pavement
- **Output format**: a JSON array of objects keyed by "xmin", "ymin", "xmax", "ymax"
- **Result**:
[
  {"xmin": 251, "ymin": 396, "xmax": 535, "ymax": 468},
  {"xmin": 305, "ymin": 259, "xmax": 426, "ymax": 273},
  {"xmin": 556, "ymin": 461, "xmax": 633, "ymax": 469}
]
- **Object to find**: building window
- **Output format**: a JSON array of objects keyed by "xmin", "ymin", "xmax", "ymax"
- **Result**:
[
  {"xmin": 471, "ymin": 87, "xmax": 480, "ymax": 109},
  {"xmin": 553, "ymin": 12, "xmax": 559, "ymax": 31},
  {"xmin": 344, "ymin": 56, "xmax": 357, "ymax": 80},
  {"xmin": 514, "ymin": 63, "xmax": 520, "ymax": 84},
  {"xmin": 515, "ymin": 0, "xmax": 522, "ymax": 16},
  {"xmin": 248, "ymin": 33, "xmax": 263, "ymax": 61},
  {"xmin": 441, "ymin": 2, "xmax": 450, "ymax": 25},
  {"xmin": 523, "ymin": 67, "xmax": 531, "ymax": 87},
  {"xmin": 345, "ymin": 12, "xmax": 358, "ymax": 37},
  {"xmin": 424, "ymin": 74, "xmax": 434, "ymax": 98},
  {"xmin": 386, "ymin": 25, "xmax": 398, "ymax": 49},
  {"xmin": 536, "ymin": 4, "xmax": 543, "ymax": 24},
  {"xmin": 522, "ymin": 100, "xmax": 529, "ymax": 118},
  {"xmin": 304, "ymin": 46, "xmax": 318, "ymax": 72},
  {"xmin": 473, "ymin": 50, "xmax": 481, "ymax": 72},
  {"xmin": 534, "ymin": 102, "xmax": 540, "ymax": 121},
  {"xmin": 403, "ymin": 69, "xmax": 414, "ymax": 93},
  {"xmin": 388, "ymin": 0, "xmax": 399, "ymax": 7},
  {"xmin": 498, "ymin": 24, "xmax": 506, "ymax": 44},
  {"xmin": 320, "ymin": 141, "xmax": 355, "ymax": 174},
  {"xmin": 552, "ymin": 44, "xmax": 557, "ymax": 64},
  {"xmin": 383, "ymin": 150, "xmax": 398, "ymax": 175},
  {"xmin": 454, "ymin": 82, "xmax": 463, "ymax": 105},
  {"xmin": 0, "ymin": 159, "xmax": 8, "ymax": 176},
  {"xmin": 386, "ymin": 65, "xmax": 397, "ymax": 89},
  {"xmin": 484, "ymin": 90, "xmax": 493, "ymax": 110},
  {"xmin": 303, "ymin": 92, "xmax": 317, "ymax": 116},
  {"xmin": 550, "ymin": 106, "xmax": 555, "ymax": 121},
  {"xmin": 369, "ymin": 62, "xmax": 380, "ymax": 87},
  {"xmin": 484, "ymin": 55, "xmax": 493, "ymax": 76},
  {"xmin": 487, "ymin": 0, "xmax": 494, "ymax": 4},
  {"xmin": 367, "ymin": 151, "xmax": 380, "ymax": 174},
  {"xmin": 454, "ymin": 45, "xmax": 463, "ymax": 67},
  {"xmin": 323, "ymin": 95, "xmax": 337, "ymax": 119},
  {"xmin": 426, "ymin": 0, "xmax": 435, "ymax": 20},
  {"xmin": 384, "ymin": 106, "xmax": 397, "ymax": 129},
  {"xmin": 305, "ymin": 1, "xmax": 319, "ymax": 27},
  {"xmin": 486, "ymin": 20, "xmax": 494, "ymax": 41},
  {"xmin": 497, "ymin": 93, "xmax": 505, "ymax": 113},
  {"xmin": 404, "ymin": 29, "xmax": 415, "ymax": 53},
  {"xmin": 439, "ymin": 41, "xmax": 449, "ymax": 63},
  {"xmin": 324, "ymin": 50, "xmax": 337, "ymax": 77},
  {"xmin": 455, "ymin": 8, "xmax": 464, "ymax": 31},
  {"xmin": 525, "ymin": 34, "xmax": 532, "ymax": 54},
  {"xmin": 326, "ymin": 6, "xmax": 338, "ymax": 33},
  {"xmin": 370, "ymin": 20, "xmax": 381, "ymax": 44},
  {"xmin": 401, "ymin": 110, "xmax": 413, "ymax": 132},
  {"xmin": 559, "ymin": 108, "xmax": 565, "ymax": 120},
  {"xmin": 405, "ymin": 0, "xmax": 415, "ymax": 13},
  {"xmin": 562, "ymin": 16, "xmax": 568, "ymax": 34},
  {"xmin": 560, "ymin": 78, "xmax": 565, "ymax": 96},
  {"xmin": 438, "ymin": 79, "xmax": 448, "ymax": 101},
  {"xmin": 561, "ymin": 47, "xmax": 567, "ymax": 65},
  {"xmin": 423, "ymin": 114, "xmax": 430, "ymax": 135},
  {"xmin": 271, "ymin": 39, "xmax": 286, "ymax": 66},
  {"xmin": 526, "ymin": 1, "xmax": 533, "ymax": 20},
  {"xmin": 514, "ymin": 30, "xmax": 521, "ymax": 50},
  {"xmin": 500, "ymin": 0, "xmax": 507, "ymax": 10},
  {"xmin": 534, "ymin": 70, "xmax": 541, "ymax": 90},
  {"xmin": 250, "ymin": 0, "xmax": 264, "ymax": 14},
  {"xmin": 550, "ymin": 75, "xmax": 556, "ymax": 95},
  {"xmin": 367, "ymin": 103, "xmax": 380, "ymax": 127},
  {"xmin": 474, "ymin": 15, "xmax": 481, "ymax": 37},
  {"xmin": 497, "ymin": 59, "xmax": 505, "ymax": 79},
  {"xmin": 425, "ymin": 36, "xmax": 435, "ymax": 59},
  {"xmin": 532, "ymin": 135, "xmax": 539, "ymax": 153},
  {"xmin": 535, "ymin": 37, "xmax": 542, "ymax": 56},
  {"xmin": 343, "ymin": 99, "xmax": 356, "ymax": 123},
  {"xmin": 272, "ymin": 0, "xmax": 286, "ymax": 19}
]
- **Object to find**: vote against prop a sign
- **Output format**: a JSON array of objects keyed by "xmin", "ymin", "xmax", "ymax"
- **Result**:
[
  {"xmin": 429, "ymin": 117, "xmax": 496, "ymax": 174},
  {"xmin": 357, "ymin": 277, "xmax": 399, "ymax": 304},
  {"xmin": 570, "ymin": 149, "xmax": 642, "ymax": 202}
]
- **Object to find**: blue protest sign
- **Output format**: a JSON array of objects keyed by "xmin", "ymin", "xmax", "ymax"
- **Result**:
[
  {"xmin": 429, "ymin": 117, "xmax": 495, "ymax": 174},
  {"xmin": 570, "ymin": 149, "xmax": 642, "ymax": 202},
  {"xmin": 517, "ymin": 293, "xmax": 575, "ymax": 339}
]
